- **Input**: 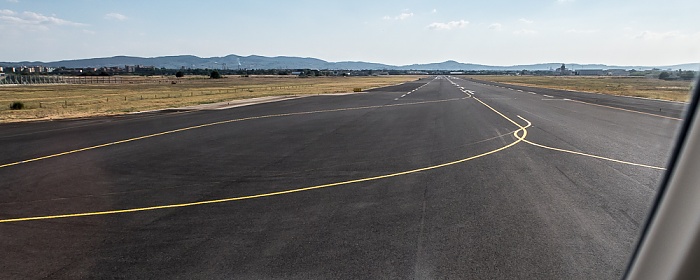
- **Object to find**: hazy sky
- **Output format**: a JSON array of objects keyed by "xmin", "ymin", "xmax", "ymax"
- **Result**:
[{"xmin": 1, "ymin": 0, "xmax": 699, "ymax": 66}]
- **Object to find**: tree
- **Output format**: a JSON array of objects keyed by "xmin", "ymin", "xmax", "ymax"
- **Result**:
[
  {"xmin": 210, "ymin": 70, "xmax": 221, "ymax": 79},
  {"xmin": 680, "ymin": 71, "xmax": 696, "ymax": 81},
  {"xmin": 175, "ymin": 71, "xmax": 184, "ymax": 78},
  {"xmin": 659, "ymin": 71, "xmax": 670, "ymax": 80}
]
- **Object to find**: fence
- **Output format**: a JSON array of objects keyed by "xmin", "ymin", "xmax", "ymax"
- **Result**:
[{"xmin": 0, "ymin": 74, "xmax": 123, "ymax": 85}]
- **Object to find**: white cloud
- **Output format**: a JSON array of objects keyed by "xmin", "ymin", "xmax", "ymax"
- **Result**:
[
  {"xmin": 0, "ymin": 10, "xmax": 86, "ymax": 30},
  {"xmin": 104, "ymin": 12, "xmax": 127, "ymax": 21},
  {"xmin": 488, "ymin": 23, "xmax": 503, "ymax": 31},
  {"xmin": 519, "ymin": 18, "xmax": 534, "ymax": 24},
  {"xmin": 431, "ymin": 9, "xmax": 437, "ymax": 13},
  {"xmin": 383, "ymin": 12, "xmax": 413, "ymax": 21},
  {"xmin": 513, "ymin": 29, "xmax": 537, "ymax": 35},
  {"xmin": 427, "ymin": 20, "xmax": 469, "ymax": 30}
]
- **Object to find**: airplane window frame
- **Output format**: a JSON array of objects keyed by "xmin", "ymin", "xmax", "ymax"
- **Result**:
[{"xmin": 624, "ymin": 76, "xmax": 700, "ymax": 280}]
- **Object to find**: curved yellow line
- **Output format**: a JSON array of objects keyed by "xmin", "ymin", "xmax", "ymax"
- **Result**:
[
  {"xmin": 0, "ymin": 89, "xmax": 527, "ymax": 223},
  {"xmin": 0, "ymin": 123, "xmax": 530, "ymax": 223},
  {"xmin": 514, "ymin": 116, "xmax": 665, "ymax": 170}
]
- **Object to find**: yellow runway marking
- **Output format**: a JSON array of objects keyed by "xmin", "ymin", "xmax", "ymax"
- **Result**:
[
  {"xmin": 0, "ymin": 124, "xmax": 529, "ymax": 223},
  {"xmin": 514, "ymin": 116, "xmax": 666, "ymax": 170},
  {"xmin": 569, "ymin": 99, "xmax": 682, "ymax": 121},
  {"xmin": 2, "ymin": 79, "xmax": 667, "ymax": 223},
  {"xmin": 0, "ymin": 97, "xmax": 467, "ymax": 169},
  {"xmin": 0, "ymin": 89, "xmax": 524, "ymax": 223}
]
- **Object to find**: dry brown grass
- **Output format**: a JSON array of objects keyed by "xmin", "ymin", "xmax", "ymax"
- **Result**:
[
  {"xmin": 0, "ymin": 75, "xmax": 423, "ymax": 123},
  {"xmin": 466, "ymin": 75, "xmax": 694, "ymax": 102}
]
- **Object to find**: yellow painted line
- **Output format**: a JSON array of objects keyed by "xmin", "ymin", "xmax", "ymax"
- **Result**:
[
  {"xmin": 0, "ymin": 91, "xmax": 527, "ymax": 223},
  {"xmin": 0, "ymin": 97, "xmax": 467, "ymax": 169},
  {"xmin": 0, "ymin": 125, "xmax": 530, "ymax": 223},
  {"xmin": 514, "ymin": 116, "xmax": 666, "ymax": 170},
  {"xmin": 569, "ymin": 99, "xmax": 682, "ymax": 121},
  {"xmin": 472, "ymin": 96, "xmax": 523, "ymax": 128}
]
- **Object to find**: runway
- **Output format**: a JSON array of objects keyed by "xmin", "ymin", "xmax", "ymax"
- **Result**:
[{"xmin": 0, "ymin": 76, "xmax": 684, "ymax": 279}]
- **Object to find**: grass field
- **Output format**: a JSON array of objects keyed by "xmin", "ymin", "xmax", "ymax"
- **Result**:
[
  {"xmin": 466, "ymin": 75, "xmax": 694, "ymax": 102},
  {"xmin": 0, "ymin": 75, "xmax": 423, "ymax": 123}
]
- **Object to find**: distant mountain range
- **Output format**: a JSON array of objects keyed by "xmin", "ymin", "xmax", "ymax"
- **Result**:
[{"xmin": 1, "ymin": 55, "xmax": 698, "ymax": 71}]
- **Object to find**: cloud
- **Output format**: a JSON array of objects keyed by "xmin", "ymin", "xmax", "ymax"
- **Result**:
[
  {"xmin": 0, "ymin": 10, "xmax": 86, "ymax": 30},
  {"xmin": 6, "ymin": 0, "xmax": 19, "ymax": 3},
  {"xmin": 488, "ymin": 23, "xmax": 502, "ymax": 31},
  {"xmin": 513, "ymin": 29, "xmax": 537, "ymax": 35},
  {"xmin": 427, "ymin": 20, "xmax": 469, "ymax": 30},
  {"xmin": 104, "ymin": 12, "xmax": 127, "ymax": 21},
  {"xmin": 383, "ymin": 12, "xmax": 413, "ymax": 21},
  {"xmin": 431, "ymin": 9, "xmax": 437, "ymax": 13},
  {"xmin": 519, "ymin": 18, "xmax": 534, "ymax": 24}
]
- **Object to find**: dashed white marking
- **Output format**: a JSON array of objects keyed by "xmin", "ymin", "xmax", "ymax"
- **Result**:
[
  {"xmin": 517, "ymin": 90, "xmax": 523, "ymax": 92},
  {"xmin": 529, "ymin": 92, "xmax": 537, "ymax": 95},
  {"xmin": 543, "ymin": 94, "xmax": 554, "ymax": 98}
]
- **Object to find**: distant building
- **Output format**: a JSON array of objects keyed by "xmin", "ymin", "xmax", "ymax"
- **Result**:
[
  {"xmin": 407, "ymin": 71, "xmax": 428, "ymax": 75},
  {"xmin": 554, "ymin": 64, "xmax": 573, "ymax": 76},
  {"xmin": 607, "ymin": 69, "xmax": 630, "ymax": 76},
  {"xmin": 577, "ymin": 69, "xmax": 606, "ymax": 76},
  {"xmin": 135, "ymin": 65, "xmax": 155, "ymax": 73}
]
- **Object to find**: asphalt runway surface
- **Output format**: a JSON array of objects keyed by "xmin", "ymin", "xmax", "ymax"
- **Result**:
[{"xmin": 0, "ymin": 76, "xmax": 686, "ymax": 279}]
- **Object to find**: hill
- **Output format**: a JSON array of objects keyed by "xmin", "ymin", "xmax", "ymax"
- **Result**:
[{"xmin": 1, "ymin": 55, "xmax": 697, "ymax": 71}]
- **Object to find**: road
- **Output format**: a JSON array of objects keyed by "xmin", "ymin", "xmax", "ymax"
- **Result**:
[{"xmin": 0, "ymin": 76, "xmax": 685, "ymax": 279}]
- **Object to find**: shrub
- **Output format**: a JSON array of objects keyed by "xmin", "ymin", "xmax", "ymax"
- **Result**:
[
  {"xmin": 210, "ymin": 70, "xmax": 222, "ymax": 79},
  {"xmin": 10, "ymin": 101, "xmax": 24, "ymax": 110}
]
